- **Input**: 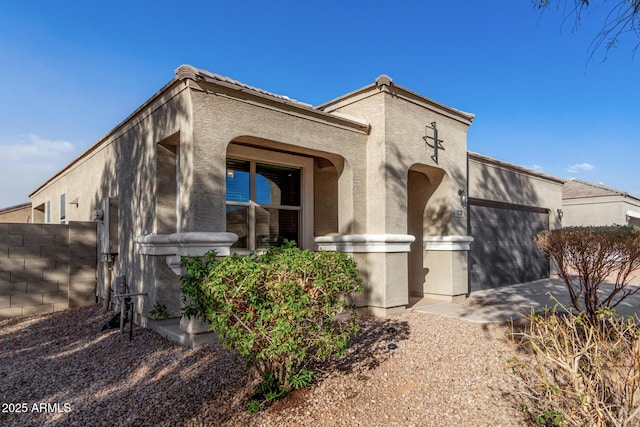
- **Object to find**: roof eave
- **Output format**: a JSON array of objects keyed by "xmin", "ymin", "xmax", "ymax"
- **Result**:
[
  {"xmin": 30, "ymin": 76, "xmax": 185, "ymax": 198},
  {"xmin": 468, "ymin": 151, "xmax": 566, "ymax": 184},
  {"xmin": 176, "ymin": 65, "xmax": 370, "ymax": 133},
  {"xmin": 317, "ymin": 75, "xmax": 475, "ymax": 126}
]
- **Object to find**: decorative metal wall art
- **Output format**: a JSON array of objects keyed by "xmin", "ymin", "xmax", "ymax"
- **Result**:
[{"xmin": 423, "ymin": 121, "xmax": 444, "ymax": 164}]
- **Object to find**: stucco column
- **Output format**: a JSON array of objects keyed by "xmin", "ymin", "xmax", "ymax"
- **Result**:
[
  {"xmin": 422, "ymin": 235, "xmax": 474, "ymax": 301},
  {"xmin": 135, "ymin": 232, "xmax": 238, "ymax": 333},
  {"xmin": 316, "ymin": 234, "xmax": 415, "ymax": 316},
  {"xmin": 333, "ymin": 155, "xmax": 368, "ymax": 235},
  {"xmin": 183, "ymin": 133, "xmax": 228, "ymax": 232}
]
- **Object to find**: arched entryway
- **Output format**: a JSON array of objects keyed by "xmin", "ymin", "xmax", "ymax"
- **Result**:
[{"xmin": 406, "ymin": 165, "xmax": 448, "ymax": 302}]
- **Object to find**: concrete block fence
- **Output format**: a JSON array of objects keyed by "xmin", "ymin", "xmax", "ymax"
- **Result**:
[{"xmin": 0, "ymin": 222, "xmax": 97, "ymax": 320}]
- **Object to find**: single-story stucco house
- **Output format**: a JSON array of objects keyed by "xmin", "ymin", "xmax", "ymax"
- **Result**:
[
  {"xmin": 28, "ymin": 65, "xmax": 564, "ymax": 341},
  {"xmin": 562, "ymin": 178, "xmax": 640, "ymax": 227},
  {"xmin": 0, "ymin": 202, "xmax": 32, "ymax": 223}
]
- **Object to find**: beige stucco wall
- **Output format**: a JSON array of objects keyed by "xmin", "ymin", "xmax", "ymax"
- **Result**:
[
  {"xmin": 30, "ymin": 147, "xmax": 115, "ymax": 224},
  {"xmin": 30, "ymin": 80, "xmax": 195, "ymax": 317},
  {"xmin": 563, "ymin": 195, "xmax": 640, "ymax": 227},
  {"xmin": 152, "ymin": 75, "xmax": 475, "ymax": 313},
  {"xmin": 28, "ymin": 75, "xmax": 374, "ymax": 318},
  {"xmin": 186, "ymin": 82, "xmax": 369, "ymax": 237},
  {"xmin": 27, "ymin": 67, "xmax": 568, "ymax": 321},
  {"xmin": 319, "ymin": 80, "xmax": 474, "ymax": 305},
  {"xmin": 321, "ymin": 82, "xmax": 471, "ymax": 236},
  {"xmin": 468, "ymin": 153, "xmax": 564, "ymax": 229}
]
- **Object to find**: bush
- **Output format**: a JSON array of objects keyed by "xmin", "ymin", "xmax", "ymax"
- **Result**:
[
  {"xmin": 180, "ymin": 241, "xmax": 362, "ymax": 408},
  {"xmin": 535, "ymin": 226, "xmax": 640, "ymax": 323},
  {"xmin": 149, "ymin": 302, "xmax": 170, "ymax": 320},
  {"xmin": 508, "ymin": 304, "xmax": 640, "ymax": 426}
]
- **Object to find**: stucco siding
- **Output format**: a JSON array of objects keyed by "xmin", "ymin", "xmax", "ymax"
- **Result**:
[
  {"xmin": 22, "ymin": 66, "xmax": 578, "ymax": 323},
  {"xmin": 321, "ymin": 82, "xmax": 474, "ymax": 304},
  {"xmin": 30, "ymin": 82, "xmax": 194, "ymax": 316},
  {"xmin": 563, "ymin": 196, "xmax": 640, "ymax": 226},
  {"xmin": 468, "ymin": 153, "xmax": 564, "ymax": 226},
  {"xmin": 383, "ymin": 89, "xmax": 470, "ymax": 236},
  {"xmin": 188, "ymin": 84, "xmax": 369, "ymax": 236}
]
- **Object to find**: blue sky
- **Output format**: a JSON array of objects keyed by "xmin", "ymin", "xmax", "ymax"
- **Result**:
[{"xmin": 0, "ymin": 0, "xmax": 638, "ymax": 207}]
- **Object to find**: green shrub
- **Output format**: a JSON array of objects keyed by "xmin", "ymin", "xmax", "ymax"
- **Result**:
[
  {"xmin": 149, "ymin": 302, "xmax": 170, "ymax": 320},
  {"xmin": 535, "ymin": 225, "xmax": 640, "ymax": 323},
  {"xmin": 180, "ymin": 241, "xmax": 362, "ymax": 408}
]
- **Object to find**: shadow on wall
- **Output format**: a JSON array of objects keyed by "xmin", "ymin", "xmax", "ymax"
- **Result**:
[
  {"xmin": 381, "ymin": 143, "xmax": 550, "ymax": 294},
  {"xmin": 467, "ymin": 158, "xmax": 548, "ymax": 291},
  {"xmin": 383, "ymin": 143, "xmax": 468, "ymax": 298},
  {"xmin": 472, "ymin": 160, "xmax": 543, "ymax": 208},
  {"xmin": 382, "ymin": 143, "xmax": 468, "ymax": 232},
  {"xmin": 91, "ymin": 91, "xmax": 193, "ymax": 317}
]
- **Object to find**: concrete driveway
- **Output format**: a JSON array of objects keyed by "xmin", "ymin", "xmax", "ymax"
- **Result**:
[{"xmin": 412, "ymin": 278, "xmax": 640, "ymax": 323}]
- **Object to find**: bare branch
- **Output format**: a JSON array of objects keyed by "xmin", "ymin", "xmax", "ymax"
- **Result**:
[{"xmin": 532, "ymin": 0, "xmax": 640, "ymax": 60}]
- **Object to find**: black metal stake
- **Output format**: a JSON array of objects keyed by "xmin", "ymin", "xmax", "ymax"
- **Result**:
[
  {"xmin": 111, "ymin": 285, "xmax": 147, "ymax": 341},
  {"xmin": 130, "ymin": 301, "xmax": 134, "ymax": 341},
  {"xmin": 119, "ymin": 297, "xmax": 126, "ymax": 333}
]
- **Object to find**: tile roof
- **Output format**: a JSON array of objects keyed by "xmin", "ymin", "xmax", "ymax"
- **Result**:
[
  {"xmin": 174, "ymin": 65, "xmax": 312, "ymax": 107},
  {"xmin": 0, "ymin": 202, "xmax": 31, "ymax": 213}
]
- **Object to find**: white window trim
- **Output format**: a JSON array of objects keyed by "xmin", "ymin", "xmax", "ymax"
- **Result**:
[
  {"xmin": 226, "ymin": 144, "xmax": 314, "ymax": 250},
  {"xmin": 627, "ymin": 210, "xmax": 640, "ymax": 220},
  {"xmin": 60, "ymin": 193, "xmax": 66, "ymax": 224},
  {"xmin": 626, "ymin": 210, "xmax": 640, "ymax": 226}
]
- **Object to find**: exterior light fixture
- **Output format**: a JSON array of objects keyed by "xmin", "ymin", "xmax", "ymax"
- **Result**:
[
  {"xmin": 227, "ymin": 170, "xmax": 234, "ymax": 179},
  {"xmin": 458, "ymin": 189, "xmax": 468, "ymax": 207},
  {"xmin": 92, "ymin": 209, "xmax": 104, "ymax": 222},
  {"xmin": 557, "ymin": 208, "xmax": 564, "ymax": 220}
]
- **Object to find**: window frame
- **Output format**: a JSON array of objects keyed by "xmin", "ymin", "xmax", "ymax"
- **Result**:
[
  {"xmin": 60, "ymin": 193, "xmax": 66, "ymax": 223},
  {"xmin": 226, "ymin": 144, "xmax": 314, "ymax": 252}
]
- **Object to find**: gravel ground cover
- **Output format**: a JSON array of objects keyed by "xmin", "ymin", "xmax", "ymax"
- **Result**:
[{"xmin": 1, "ymin": 306, "xmax": 526, "ymax": 426}]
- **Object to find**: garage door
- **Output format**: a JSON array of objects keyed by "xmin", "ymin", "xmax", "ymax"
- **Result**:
[{"xmin": 469, "ymin": 200, "xmax": 549, "ymax": 291}]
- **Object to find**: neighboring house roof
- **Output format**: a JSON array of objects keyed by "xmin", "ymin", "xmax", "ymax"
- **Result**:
[
  {"xmin": 0, "ymin": 202, "xmax": 31, "ymax": 213},
  {"xmin": 563, "ymin": 179, "xmax": 640, "ymax": 202},
  {"xmin": 0, "ymin": 202, "xmax": 32, "ymax": 223}
]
